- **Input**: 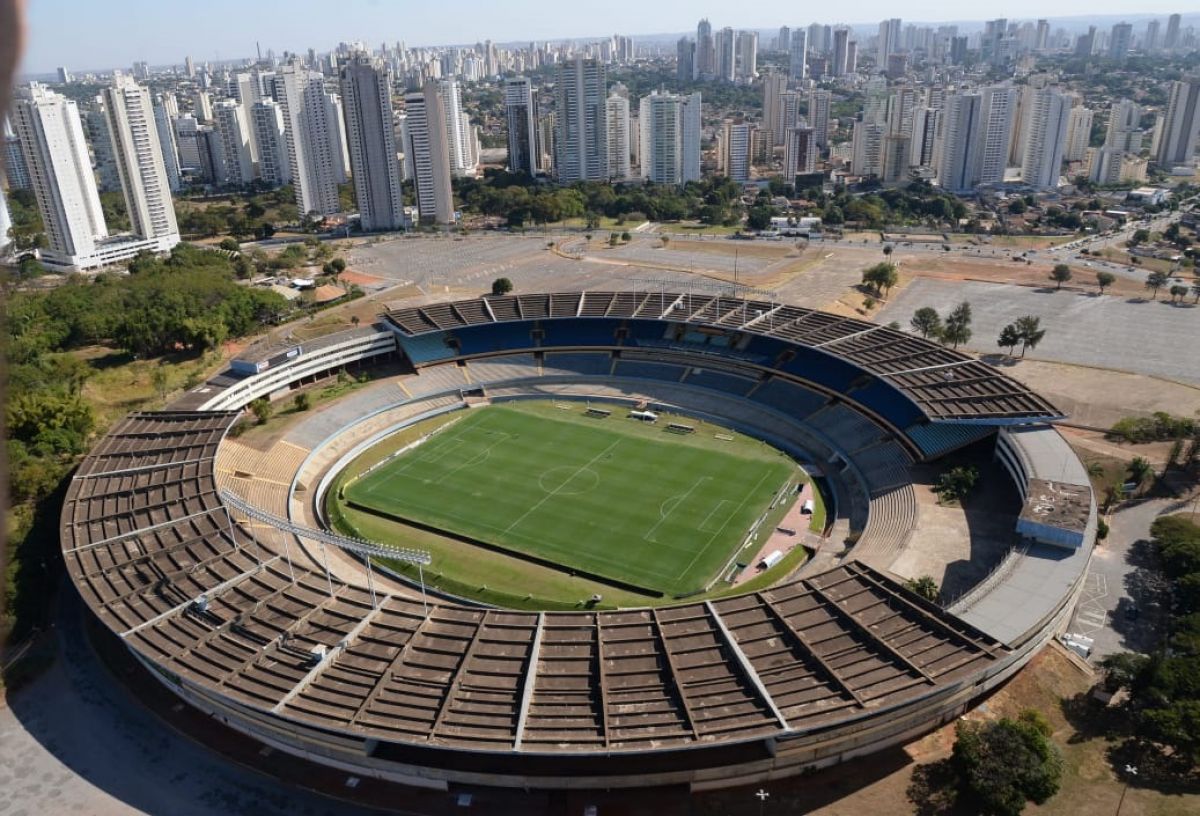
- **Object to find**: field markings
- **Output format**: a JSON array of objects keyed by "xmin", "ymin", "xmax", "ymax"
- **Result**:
[
  {"xmin": 503, "ymin": 439, "xmax": 622, "ymax": 536},
  {"xmin": 644, "ymin": 476, "xmax": 710, "ymax": 543},
  {"xmin": 678, "ymin": 468, "xmax": 778, "ymax": 580},
  {"xmin": 697, "ymin": 500, "xmax": 735, "ymax": 534}
]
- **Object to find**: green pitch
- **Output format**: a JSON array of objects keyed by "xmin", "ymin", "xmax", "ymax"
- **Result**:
[{"xmin": 342, "ymin": 402, "xmax": 795, "ymax": 596}]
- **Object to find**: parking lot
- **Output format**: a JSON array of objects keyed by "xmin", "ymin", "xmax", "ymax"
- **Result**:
[{"xmin": 877, "ymin": 278, "xmax": 1200, "ymax": 384}]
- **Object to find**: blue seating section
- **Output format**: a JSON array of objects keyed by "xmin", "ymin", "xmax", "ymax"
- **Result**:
[
  {"xmin": 682, "ymin": 368, "xmax": 757, "ymax": 397},
  {"xmin": 776, "ymin": 348, "xmax": 859, "ymax": 394},
  {"xmin": 543, "ymin": 352, "xmax": 613, "ymax": 377},
  {"xmin": 906, "ymin": 422, "xmax": 995, "ymax": 458},
  {"xmin": 397, "ymin": 332, "xmax": 455, "ymax": 364},
  {"xmin": 849, "ymin": 380, "xmax": 925, "ymax": 430},
  {"xmin": 544, "ymin": 319, "xmax": 622, "ymax": 348},
  {"xmin": 750, "ymin": 379, "xmax": 829, "ymax": 419},
  {"xmin": 455, "ymin": 322, "xmax": 536, "ymax": 355},
  {"xmin": 613, "ymin": 360, "xmax": 686, "ymax": 382},
  {"xmin": 624, "ymin": 319, "xmax": 675, "ymax": 344}
]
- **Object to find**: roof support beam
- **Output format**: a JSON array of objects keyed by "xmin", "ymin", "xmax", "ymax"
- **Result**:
[
  {"xmin": 595, "ymin": 617, "xmax": 611, "ymax": 748},
  {"xmin": 757, "ymin": 594, "xmax": 867, "ymax": 707},
  {"xmin": 814, "ymin": 324, "xmax": 885, "ymax": 349},
  {"xmin": 272, "ymin": 599, "xmax": 391, "ymax": 713},
  {"xmin": 429, "ymin": 613, "xmax": 489, "ymax": 737},
  {"xmin": 705, "ymin": 602, "xmax": 790, "ymax": 730},
  {"xmin": 513, "ymin": 613, "xmax": 544, "ymax": 749},
  {"xmin": 650, "ymin": 610, "xmax": 699, "ymax": 739},
  {"xmin": 349, "ymin": 612, "xmax": 435, "ymax": 727}
]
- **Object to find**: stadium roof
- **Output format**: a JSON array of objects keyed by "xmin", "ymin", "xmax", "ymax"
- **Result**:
[
  {"xmin": 63, "ymin": 410, "xmax": 1010, "ymax": 756},
  {"xmin": 384, "ymin": 291, "xmax": 1062, "ymax": 422}
]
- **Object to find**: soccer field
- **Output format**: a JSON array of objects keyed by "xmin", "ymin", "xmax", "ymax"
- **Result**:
[{"xmin": 342, "ymin": 402, "xmax": 796, "ymax": 596}]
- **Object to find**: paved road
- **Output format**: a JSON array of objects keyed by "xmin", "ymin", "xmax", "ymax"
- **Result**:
[
  {"xmin": 1068, "ymin": 498, "xmax": 1191, "ymax": 661},
  {"xmin": 0, "ymin": 590, "xmax": 383, "ymax": 816}
]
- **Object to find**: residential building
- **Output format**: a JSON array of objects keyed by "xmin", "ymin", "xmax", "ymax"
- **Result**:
[
  {"xmin": 212, "ymin": 100, "xmax": 255, "ymax": 186},
  {"xmin": 102, "ymin": 75, "xmax": 180, "ymax": 251},
  {"xmin": 3, "ymin": 117, "xmax": 30, "ymax": 189},
  {"xmin": 10, "ymin": 83, "xmax": 109, "ymax": 268},
  {"xmin": 275, "ymin": 63, "xmax": 342, "ymax": 216},
  {"xmin": 852, "ymin": 119, "xmax": 886, "ymax": 177},
  {"xmin": 504, "ymin": 77, "xmax": 540, "ymax": 177},
  {"xmin": 403, "ymin": 83, "xmax": 455, "ymax": 224},
  {"xmin": 735, "ymin": 30, "xmax": 758, "ymax": 82},
  {"xmin": 877, "ymin": 18, "xmax": 902, "ymax": 65},
  {"xmin": 340, "ymin": 54, "xmax": 405, "ymax": 231},
  {"xmin": 554, "ymin": 57, "xmax": 608, "ymax": 183},
  {"xmin": 1106, "ymin": 99, "xmax": 1142, "ymax": 153},
  {"xmin": 251, "ymin": 100, "xmax": 290, "ymax": 185},
  {"xmin": 606, "ymin": 90, "xmax": 631, "ymax": 181},
  {"xmin": 696, "ymin": 19, "xmax": 715, "ymax": 78},
  {"xmin": 937, "ymin": 92, "xmax": 983, "ymax": 193},
  {"xmin": 1021, "ymin": 88, "xmax": 1071, "ymax": 189},
  {"xmin": 1063, "ymin": 105, "xmax": 1093, "ymax": 162},
  {"xmin": 638, "ymin": 91, "xmax": 701, "ymax": 185},
  {"xmin": 719, "ymin": 120, "xmax": 752, "ymax": 182},
  {"xmin": 439, "ymin": 78, "xmax": 476, "ymax": 178},
  {"xmin": 1166, "ymin": 14, "xmax": 1182, "ymax": 50},
  {"xmin": 1155, "ymin": 77, "xmax": 1200, "ymax": 168},
  {"xmin": 832, "ymin": 29, "xmax": 849, "ymax": 77},
  {"xmin": 1109, "ymin": 23, "xmax": 1133, "ymax": 60},
  {"xmin": 152, "ymin": 94, "xmax": 182, "ymax": 192},
  {"xmin": 784, "ymin": 126, "xmax": 816, "ymax": 179},
  {"xmin": 676, "ymin": 38, "xmax": 694, "ymax": 85},
  {"xmin": 762, "ymin": 71, "xmax": 787, "ymax": 147},
  {"xmin": 789, "ymin": 30, "xmax": 807, "ymax": 80},
  {"xmin": 808, "ymin": 90, "xmax": 831, "ymax": 149}
]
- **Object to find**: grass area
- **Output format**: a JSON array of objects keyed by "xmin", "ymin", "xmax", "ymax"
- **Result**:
[
  {"xmin": 342, "ymin": 402, "xmax": 795, "ymax": 597},
  {"xmin": 234, "ymin": 372, "xmax": 372, "ymax": 446},
  {"xmin": 330, "ymin": 401, "xmax": 810, "ymax": 606},
  {"xmin": 976, "ymin": 234, "xmax": 1077, "ymax": 249},
  {"xmin": 659, "ymin": 222, "xmax": 746, "ymax": 236},
  {"xmin": 75, "ymin": 346, "xmax": 227, "ymax": 428}
]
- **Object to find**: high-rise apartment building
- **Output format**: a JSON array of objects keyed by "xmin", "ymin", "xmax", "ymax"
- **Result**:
[
  {"xmin": 1063, "ymin": 105, "xmax": 1093, "ymax": 163},
  {"xmin": 789, "ymin": 30, "xmax": 807, "ymax": 80},
  {"xmin": 102, "ymin": 75, "xmax": 180, "ymax": 251},
  {"xmin": 1106, "ymin": 99, "xmax": 1143, "ymax": 153},
  {"xmin": 252, "ymin": 100, "xmax": 290, "ymax": 186},
  {"xmin": 275, "ymin": 64, "xmax": 342, "ymax": 216},
  {"xmin": 852, "ymin": 119, "xmax": 886, "ymax": 177},
  {"xmin": 877, "ymin": 18, "xmax": 902, "ymax": 65},
  {"xmin": 735, "ymin": 31, "xmax": 758, "ymax": 82},
  {"xmin": 762, "ymin": 71, "xmax": 787, "ymax": 147},
  {"xmin": 719, "ymin": 120, "xmax": 752, "ymax": 182},
  {"xmin": 676, "ymin": 38, "xmax": 695, "ymax": 85},
  {"xmin": 504, "ymin": 77, "xmax": 540, "ymax": 177},
  {"xmin": 554, "ymin": 57, "xmax": 608, "ymax": 183},
  {"xmin": 605, "ymin": 91, "xmax": 631, "ymax": 181},
  {"xmin": 212, "ymin": 100, "xmax": 255, "ymax": 186},
  {"xmin": 638, "ymin": 91, "xmax": 701, "ymax": 185},
  {"xmin": 11, "ymin": 83, "xmax": 108, "ymax": 268},
  {"xmin": 152, "ymin": 94, "xmax": 182, "ymax": 193},
  {"xmin": 832, "ymin": 29, "xmax": 850, "ymax": 77},
  {"xmin": 977, "ymin": 86, "xmax": 1018, "ymax": 185},
  {"xmin": 1166, "ymin": 14, "xmax": 1182, "ymax": 50},
  {"xmin": 340, "ymin": 54, "xmax": 405, "ymax": 231},
  {"xmin": 938, "ymin": 92, "xmax": 983, "ymax": 193},
  {"xmin": 808, "ymin": 90, "xmax": 831, "ymax": 149},
  {"xmin": 1109, "ymin": 23, "xmax": 1133, "ymax": 60},
  {"xmin": 1021, "ymin": 88, "xmax": 1071, "ymax": 189},
  {"xmin": 3, "ymin": 117, "xmax": 31, "ymax": 190},
  {"xmin": 696, "ymin": 19, "xmax": 715, "ymax": 78},
  {"xmin": 716, "ymin": 28, "xmax": 736, "ymax": 82},
  {"xmin": 784, "ymin": 126, "xmax": 816, "ymax": 179},
  {"xmin": 439, "ymin": 79, "xmax": 476, "ymax": 178},
  {"xmin": 1156, "ymin": 77, "xmax": 1200, "ymax": 168},
  {"xmin": 403, "ymin": 83, "xmax": 455, "ymax": 224}
]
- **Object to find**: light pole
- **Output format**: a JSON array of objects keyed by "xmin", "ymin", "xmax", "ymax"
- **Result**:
[
  {"xmin": 1116, "ymin": 764, "xmax": 1138, "ymax": 815},
  {"xmin": 755, "ymin": 788, "xmax": 769, "ymax": 816}
]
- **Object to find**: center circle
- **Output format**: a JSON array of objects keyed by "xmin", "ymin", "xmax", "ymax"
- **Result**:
[{"xmin": 538, "ymin": 465, "xmax": 601, "ymax": 496}]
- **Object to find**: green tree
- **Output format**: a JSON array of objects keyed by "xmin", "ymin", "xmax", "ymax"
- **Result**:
[
  {"xmin": 151, "ymin": 366, "xmax": 169, "ymax": 400},
  {"xmin": 1170, "ymin": 283, "xmax": 1189, "ymax": 302},
  {"xmin": 861, "ymin": 262, "xmax": 899, "ymax": 298},
  {"xmin": 951, "ymin": 713, "xmax": 1064, "ymax": 816},
  {"xmin": 1050, "ymin": 264, "xmax": 1072, "ymax": 290},
  {"xmin": 1145, "ymin": 270, "xmax": 1170, "ymax": 300},
  {"xmin": 998, "ymin": 323, "xmax": 1021, "ymax": 356},
  {"xmin": 935, "ymin": 465, "xmax": 979, "ymax": 503},
  {"xmin": 293, "ymin": 392, "xmax": 311, "ymax": 412},
  {"xmin": 218, "ymin": 237, "xmax": 240, "ymax": 251},
  {"xmin": 1128, "ymin": 456, "xmax": 1153, "ymax": 486},
  {"xmin": 905, "ymin": 575, "xmax": 940, "ymax": 603},
  {"xmin": 910, "ymin": 306, "xmax": 942, "ymax": 339},
  {"xmin": 250, "ymin": 397, "xmax": 272, "ymax": 425},
  {"xmin": 941, "ymin": 302, "xmax": 973, "ymax": 349},
  {"xmin": 1096, "ymin": 270, "xmax": 1116, "ymax": 293},
  {"xmin": 491, "ymin": 277, "xmax": 514, "ymax": 296},
  {"xmin": 746, "ymin": 204, "xmax": 775, "ymax": 231},
  {"xmin": 1014, "ymin": 315, "xmax": 1046, "ymax": 357}
]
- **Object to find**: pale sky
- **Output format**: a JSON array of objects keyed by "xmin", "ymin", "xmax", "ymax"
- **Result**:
[{"xmin": 20, "ymin": 0, "xmax": 1195, "ymax": 75}]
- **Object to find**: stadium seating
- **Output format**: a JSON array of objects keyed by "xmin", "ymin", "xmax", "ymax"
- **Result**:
[
  {"xmin": 905, "ymin": 422, "xmax": 996, "ymax": 458},
  {"xmin": 465, "ymin": 354, "xmax": 539, "ymax": 384},
  {"xmin": 397, "ymin": 332, "xmax": 455, "ymax": 364},
  {"xmin": 542, "ymin": 352, "xmax": 613, "ymax": 377},
  {"xmin": 749, "ymin": 378, "xmax": 829, "ymax": 420}
]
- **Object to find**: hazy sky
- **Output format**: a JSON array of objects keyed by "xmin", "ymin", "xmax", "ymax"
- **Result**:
[{"xmin": 21, "ymin": 0, "xmax": 1191, "ymax": 75}]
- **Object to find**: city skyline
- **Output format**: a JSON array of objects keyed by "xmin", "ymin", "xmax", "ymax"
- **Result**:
[{"xmin": 21, "ymin": 2, "xmax": 1197, "ymax": 75}]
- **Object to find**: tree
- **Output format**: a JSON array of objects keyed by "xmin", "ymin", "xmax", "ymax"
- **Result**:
[
  {"xmin": 998, "ymin": 323, "xmax": 1021, "ymax": 356},
  {"xmin": 883, "ymin": 244, "xmax": 894, "ymax": 258},
  {"xmin": 218, "ymin": 237, "xmax": 240, "ymax": 251},
  {"xmin": 1096, "ymin": 270, "xmax": 1116, "ymax": 294},
  {"xmin": 250, "ymin": 397, "xmax": 272, "ymax": 425},
  {"xmin": 746, "ymin": 204, "xmax": 775, "ymax": 231},
  {"xmin": 1146, "ymin": 270, "xmax": 1170, "ymax": 300},
  {"xmin": 941, "ymin": 301, "xmax": 973, "ymax": 349},
  {"xmin": 1129, "ymin": 228, "xmax": 1151, "ymax": 246},
  {"xmin": 151, "ymin": 366, "xmax": 169, "ymax": 400},
  {"xmin": 660, "ymin": 235, "xmax": 671, "ymax": 248},
  {"xmin": 905, "ymin": 575, "xmax": 940, "ymax": 603},
  {"xmin": 491, "ymin": 277, "xmax": 513, "ymax": 296},
  {"xmin": 1014, "ymin": 315, "xmax": 1046, "ymax": 357},
  {"xmin": 1050, "ymin": 264, "xmax": 1072, "ymax": 290},
  {"xmin": 911, "ymin": 306, "xmax": 942, "ymax": 339},
  {"xmin": 861, "ymin": 262, "xmax": 899, "ymax": 297},
  {"xmin": 1170, "ymin": 283, "xmax": 1189, "ymax": 302},
  {"xmin": 293, "ymin": 392, "xmax": 311, "ymax": 412},
  {"xmin": 1128, "ymin": 456, "xmax": 1153, "ymax": 486},
  {"xmin": 935, "ymin": 465, "xmax": 979, "ymax": 503},
  {"xmin": 950, "ymin": 713, "xmax": 1063, "ymax": 816}
]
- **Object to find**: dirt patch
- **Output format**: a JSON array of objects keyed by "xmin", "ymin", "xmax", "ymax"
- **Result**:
[{"xmin": 338, "ymin": 269, "xmax": 388, "ymax": 287}]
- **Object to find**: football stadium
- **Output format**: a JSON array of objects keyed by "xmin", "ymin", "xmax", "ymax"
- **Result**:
[{"xmin": 62, "ymin": 289, "xmax": 1096, "ymax": 793}]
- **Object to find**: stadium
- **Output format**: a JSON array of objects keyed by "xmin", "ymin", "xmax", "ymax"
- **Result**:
[{"xmin": 61, "ymin": 288, "xmax": 1096, "ymax": 793}]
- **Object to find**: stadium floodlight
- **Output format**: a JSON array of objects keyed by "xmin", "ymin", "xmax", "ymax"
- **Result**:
[{"xmin": 220, "ymin": 488, "xmax": 432, "ymax": 612}]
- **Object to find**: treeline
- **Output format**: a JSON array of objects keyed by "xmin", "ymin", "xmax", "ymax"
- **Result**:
[
  {"xmin": 456, "ymin": 171, "xmax": 747, "ymax": 227},
  {"xmin": 3, "ymin": 243, "xmax": 290, "ymax": 640},
  {"xmin": 806, "ymin": 181, "xmax": 968, "ymax": 228},
  {"xmin": 1101, "ymin": 515, "xmax": 1200, "ymax": 771}
]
